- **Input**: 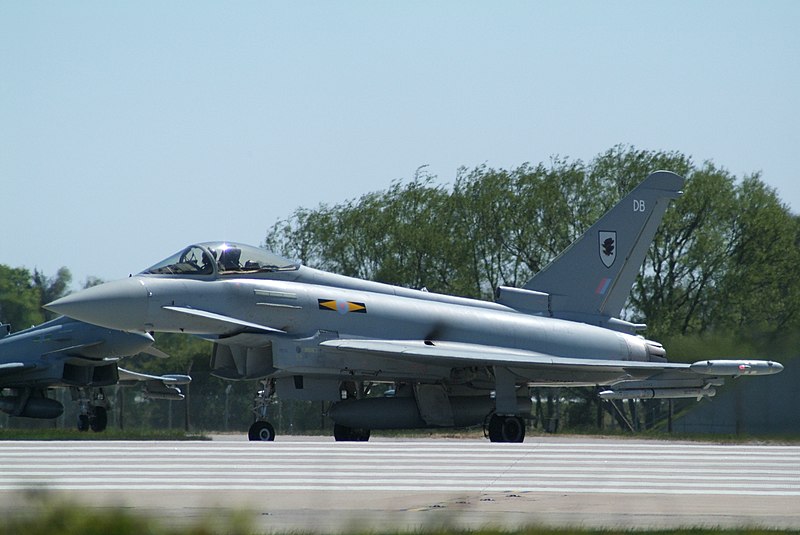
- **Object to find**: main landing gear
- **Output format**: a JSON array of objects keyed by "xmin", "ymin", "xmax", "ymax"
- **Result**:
[
  {"xmin": 484, "ymin": 413, "xmax": 526, "ymax": 443},
  {"xmin": 75, "ymin": 387, "xmax": 109, "ymax": 432},
  {"xmin": 331, "ymin": 381, "xmax": 372, "ymax": 441},
  {"xmin": 249, "ymin": 379, "xmax": 276, "ymax": 441}
]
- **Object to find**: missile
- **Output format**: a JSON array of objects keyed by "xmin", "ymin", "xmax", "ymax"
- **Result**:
[
  {"xmin": 598, "ymin": 387, "xmax": 716, "ymax": 400},
  {"xmin": 160, "ymin": 374, "xmax": 192, "ymax": 385},
  {"xmin": 142, "ymin": 385, "xmax": 185, "ymax": 401},
  {"xmin": 689, "ymin": 360, "xmax": 784, "ymax": 376}
]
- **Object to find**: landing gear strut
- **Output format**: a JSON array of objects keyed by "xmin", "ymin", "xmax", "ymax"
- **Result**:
[{"xmin": 249, "ymin": 379, "xmax": 276, "ymax": 441}]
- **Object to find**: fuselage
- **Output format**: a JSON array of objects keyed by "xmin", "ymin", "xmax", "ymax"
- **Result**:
[
  {"xmin": 44, "ymin": 241, "xmax": 668, "ymax": 389},
  {"xmin": 48, "ymin": 265, "xmax": 661, "ymax": 365}
]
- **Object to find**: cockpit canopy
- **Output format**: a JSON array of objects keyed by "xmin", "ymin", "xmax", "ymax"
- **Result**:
[{"xmin": 141, "ymin": 242, "xmax": 299, "ymax": 277}]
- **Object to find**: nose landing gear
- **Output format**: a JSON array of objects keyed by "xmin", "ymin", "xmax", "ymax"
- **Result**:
[{"xmin": 248, "ymin": 379, "xmax": 276, "ymax": 441}]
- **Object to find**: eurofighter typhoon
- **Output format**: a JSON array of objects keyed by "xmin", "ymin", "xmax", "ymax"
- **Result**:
[
  {"xmin": 0, "ymin": 316, "xmax": 190, "ymax": 431},
  {"xmin": 46, "ymin": 171, "xmax": 783, "ymax": 441}
]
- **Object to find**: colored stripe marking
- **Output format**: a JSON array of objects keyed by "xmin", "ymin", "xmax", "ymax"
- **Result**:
[
  {"xmin": 595, "ymin": 278, "xmax": 612, "ymax": 295},
  {"xmin": 318, "ymin": 299, "xmax": 367, "ymax": 314}
]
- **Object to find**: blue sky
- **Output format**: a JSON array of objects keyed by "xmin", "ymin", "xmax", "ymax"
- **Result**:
[{"xmin": 2, "ymin": 1, "xmax": 798, "ymax": 288}]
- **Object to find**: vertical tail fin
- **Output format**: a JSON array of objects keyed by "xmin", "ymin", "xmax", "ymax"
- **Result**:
[{"xmin": 516, "ymin": 171, "xmax": 683, "ymax": 330}]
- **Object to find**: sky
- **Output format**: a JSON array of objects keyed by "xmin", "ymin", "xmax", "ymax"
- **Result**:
[{"xmin": 2, "ymin": 1, "xmax": 798, "ymax": 289}]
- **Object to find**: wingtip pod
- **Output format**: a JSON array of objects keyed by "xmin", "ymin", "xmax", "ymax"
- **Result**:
[
  {"xmin": 690, "ymin": 360, "xmax": 784, "ymax": 376},
  {"xmin": 160, "ymin": 374, "xmax": 192, "ymax": 385}
]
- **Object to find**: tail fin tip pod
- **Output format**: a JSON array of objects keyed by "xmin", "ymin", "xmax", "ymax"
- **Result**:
[{"xmin": 506, "ymin": 170, "xmax": 684, "ymax": 331}]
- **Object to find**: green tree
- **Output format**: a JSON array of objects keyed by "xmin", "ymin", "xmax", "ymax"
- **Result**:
[
  {"xmin": 0, "ymin": 265, "xmax": 44, "ymax": 330},
  {"xmin": 266, "ymin": 145, "xmax": 800, "ymax": 344},
  {"xmin": 34, "ymin": 267, "xmax": 72, "ymax": 321},
  {"xmin": 83, "ymin": 276, "xmax": 106, "ymax": 289},
  {"xmin": 632, "ymin": 165, "xmax": 800, "ymax": 345},
  {"xmin": 630, "ymin": 163, "xmax": 739, "ymax": 336},
  {"xmin": 718, "ymin": 176, "xmax": 800, "ymax": 336},
  {"xmin": 449, "ymin": 158, "xmax": 610, "ymax": 296}
]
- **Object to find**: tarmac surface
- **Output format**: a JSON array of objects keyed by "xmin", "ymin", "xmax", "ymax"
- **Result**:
[{"xmin": 2, "ymin": 434, "xmax": 800, "ymax": 532}]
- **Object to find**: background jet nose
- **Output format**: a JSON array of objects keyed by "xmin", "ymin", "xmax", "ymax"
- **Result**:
[{"xmin": 45, "ymin": 277, "xmax": 150, "ymax": 331}]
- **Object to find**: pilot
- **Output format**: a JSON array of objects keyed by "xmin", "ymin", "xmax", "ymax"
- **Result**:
[
  {"xmin": 218, "ymin": 247, "xmax": 242, "ymax": 271},
  {"xmin": 198, "ymin": 252, "xmax": 214, "ymax": 275}
]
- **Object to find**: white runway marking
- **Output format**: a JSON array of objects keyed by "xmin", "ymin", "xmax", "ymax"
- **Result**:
[
  {"xmin": 3, "ymin": 437, "xmax": 800, "ymax": 531},
  {"xmin": 2, "ymin": 439, "xmax": 800, "ymax": 496}
]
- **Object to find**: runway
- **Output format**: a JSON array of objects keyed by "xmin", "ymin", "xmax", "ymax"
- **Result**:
[{"xmin": 2, "ymin": 435, "xmax": 800, "ymax": 531}]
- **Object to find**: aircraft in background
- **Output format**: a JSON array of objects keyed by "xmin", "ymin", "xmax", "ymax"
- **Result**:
[
  {"xmin": 46, "ymin": 171, "xmax": 783, "ymax": 442},
  {"xmin": 0, "ymin": 316, "xmax": 191, "ymax": 431}
]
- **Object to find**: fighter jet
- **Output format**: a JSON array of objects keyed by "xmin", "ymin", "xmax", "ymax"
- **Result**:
[
  {"xmin": 0, "ymin": 316, "xmax": 191, "ymax": 431},
  {"xmin": 46, "ymin": 171, "xmax": 783, "ymax": 442}
]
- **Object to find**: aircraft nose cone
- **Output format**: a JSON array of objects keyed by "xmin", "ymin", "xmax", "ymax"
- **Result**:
[{"xmin": 45, "ymin": 278, "xmax": 150, "ymax": 331}]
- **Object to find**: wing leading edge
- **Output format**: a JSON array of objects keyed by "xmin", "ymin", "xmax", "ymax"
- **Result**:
[
  {"xmin": 321, "ymin": 338, "xmax": 782, "ymax": 398},
  {"xmin": 321, "ymin": 338, "xmax": 686, "ymax": 372}
]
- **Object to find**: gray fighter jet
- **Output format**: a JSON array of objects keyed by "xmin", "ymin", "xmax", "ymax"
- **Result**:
[
  {"xmin": 0, "ymin": 316, "xmax": 191, "ymax": 431},
  {"xmin": 46, "ymin": 171, "xmax": 783, "ymax": 442}
]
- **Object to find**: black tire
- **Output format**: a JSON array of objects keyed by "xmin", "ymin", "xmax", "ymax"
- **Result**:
[
  {"xmin": 248, "ymin": 421, "xmax": 275, "ymax": 441},
  {"xmin": 334, "ymin": 424, "xmax": 371, "ymax": 442},
  {"xmin": 333, "ymin": 424, "xmax": 352, "ymax": 441},
  {"xmin": 501, "ymin": 415, "xmax": 525, "ymax": 443},
  {"xmin": 77, "ymin": 414, "xmax": 89, "ymax": 432},
  {"xmin": 487, "ymin": 413, "xmax": 503, "ymax": 442},
  {"xmin": 487, "ymin": 414, "xmax": 525, "ymax": 443},
  {"xmin": 89, "ymin": 406, "xmax": 108, "ymax": 432}
]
